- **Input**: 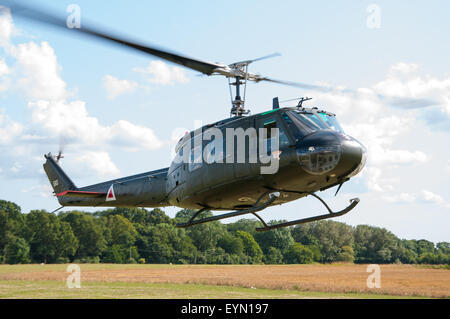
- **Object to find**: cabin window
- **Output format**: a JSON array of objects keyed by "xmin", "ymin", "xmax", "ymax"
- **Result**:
[
  {"xmin": 188, "ymin": 135, "xmax": 203, "ymax": 172},
  {"xmin": 263, "ymin": 119, "xmax": 290, "ymax": 147}
]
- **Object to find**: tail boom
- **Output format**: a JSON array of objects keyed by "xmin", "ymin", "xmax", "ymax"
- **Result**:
[{"xmin": 43, "ymin": 153, "xmax": 169, "ymax": 208}]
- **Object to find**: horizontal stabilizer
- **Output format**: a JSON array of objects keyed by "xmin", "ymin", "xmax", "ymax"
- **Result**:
[{"xmin": 55, "ymin": 190, "xmax": 106, "ymax": 198}]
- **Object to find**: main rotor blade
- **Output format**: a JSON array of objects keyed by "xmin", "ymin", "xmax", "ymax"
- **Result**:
[
  {"xmin": 260, "ymin": 77, "xmax": 439, "ymax": 108},
  {"xmin": 229, "ymin": 53, "xmax": 281, "ymax": 68},
  {"xmin": 2, "ymin": 1, "xmax": 221, "ymax": 75},
  {"xmin": 251, "ymin": 52, "xmax": 282, "ymax": 63},
  {"xmin": 257, "ymin": 77, "xmax": 339, "ymax": 93}
]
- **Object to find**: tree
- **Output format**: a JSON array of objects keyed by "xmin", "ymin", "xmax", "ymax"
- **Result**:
[
  {"xmin": 336, "ymin": 245, "xmax": 354, "ymax": 262},
  {"xmin": 415, "ymin": 240, "xmax": 436, "ymax": 256},
  {"xmin": 0, "ymin": 210, "xmax": 7, "ymax": 251},
  {"xmin": 25, "ymin": 210, "xmax": 78, "ymax": 263},
  {"xmin": 60, "ymin": 211, "xmax": 106, "ymax": 259},
  {"xmin": 137, "ymin": 223, "xmax": 196, "ymax": 264},
  {"xmin": 236, "ymin": 231, "xmax": 263, "ymax": 263},
  {"xmin": 107, "ymin": 214, "xmax": 137, "ymax": 247},
  {"xmin": 264, "ymin": 246, "xmax": 284, "ymax": 264},
  {"xmin": 103, "ymin": 244, "xmax": 138, "ymax": 263},
  {"xmin": 4, "ymin": 235, "xmax": 30, "ymax": 264},
  {"xmin": 291, "ymin": 223, "xmax": 317, "ymax": 246},
  {"xmin": 311, "ymin": 221, "xmax": 354, "ymax": 262},
  {"xmin": 254, "ymin": 221, "xmax": 294, "ymax": 254},
  {"xmin": 399, "ymin": 240, "xmax": 419, "ymax": 264},
  {"xmin": 0, "ymin": 199, "xmax": 447, "ymax": 266},
  {"xmin": 177, "ymin": 210, "xmax": 226, "ymax": 253},
  {"xmin": 0, "ymin": 200, "xmax": 25, "ymax": 251},
  {"xmin": 227, "ymin": 218, "xmax": 262, "ymax": 235},
  {"xmin": 354, "ymin": 225, "xmax": 402, "ymax": 263},
  {"xmin": 436, "ymin": 242, "xmax": 450, "ymax": 255},
  {"xmin": 284, "ymin": 243, "xmax": 314, "ymax": 264},
  {"xmin": 217, "ymin": 233, "xmax": 244, "ymax": 255},
  {"xmin": 95, "ymin": 207, "xmax": 172, "ymax": 226}
]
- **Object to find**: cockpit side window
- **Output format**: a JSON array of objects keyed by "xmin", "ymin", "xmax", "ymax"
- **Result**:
[
  {"xmin": 282, "ymin": 112, "xmax": 305, "ymax": 141},
  {"xmin": 261, "ymin": 117, "xmax": 291, "ymax": 149},
  {"xmin": 255, "ymin": 115, "xmax": 292, "ymax": 157}
]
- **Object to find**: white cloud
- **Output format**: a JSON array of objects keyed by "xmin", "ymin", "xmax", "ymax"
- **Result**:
[
  {"xmin": 21, "ymin": 183, "xmax": 53, "ymax": 198},
  {"xmin": 102, "ymin": 74, "xmax": 138, "ymax": 99},
  {"xmin": 12, "ymin": 41, "xmax": 67, "ymax": 100},
  {"xmin": 72, "ymin": 151, "xmax": 120, "ymax": 178},
  {"xmin": 308, "ymin": 62, "xmax": 450, "ymax": 204},
  {"xmin": 365, "ymin": 167, "xmax": 384, "ymax": 192},
  {"xmin": 0, "ymin": 15, "xmax": 166, "ymax": 182},
  {"xmin": 0, "ymin": 58, "xmax": 9, "ymax": 76},
  {"xmin": 0, "ymin": 55, "xmax": 10, "ymax": 92},
  {"xmin": 380, "ymin": 190, "xmax": 450, "ymax": 207},
  {"xmin": 371, "ymin": 148, "xmax": 428, "ymax": 166},
  {"xmin": 344, "ymin": 115, "xmax": 428, "ymax": 167},
  {"xmin": 382, "ymin": 192, "xmax": 416, "ymax": 204},
  {"xmin": 28, "ymin": 99, "xmax": 165, "ymax": 150},
  {"xmin": 374, "ymin": 62, "xmax": 450, "ymax": 114},
  {"xmin": 389, "ymin": 62, "xmax": 419, "ymax": 75},
  {"xmin": 421, "ymin": 190, "xmax": 450, "ymax": 208},
  {"xmin": 133, "ymin": 60, "xmax": 189, "ymax": 85},
  {"xmin": 0, "ymin": 6, "xmax": 13, "ymax": 48},
  {"xmin": 109, "ymin": 120, "xmax": 164, "ymax": 151},
  {"xmin": 0, "ymin": 113, "xmax": 23, "ymax": 144}
]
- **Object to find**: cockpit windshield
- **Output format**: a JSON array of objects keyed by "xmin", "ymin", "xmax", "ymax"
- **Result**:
[
  {"xmin": 317, "ymin": 112, "xmax": 345, "ymax": 133},
  {"xmin": 283, "ymin": 110, "xmax": 345, "ymax": 140}
]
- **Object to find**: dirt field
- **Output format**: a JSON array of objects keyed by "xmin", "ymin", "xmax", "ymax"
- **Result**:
[{"xmin": 0, "ymin": 264, "xmax": 448, "ymax": 298}]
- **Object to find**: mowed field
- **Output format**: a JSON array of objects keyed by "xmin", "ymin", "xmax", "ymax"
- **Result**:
[{"xmin": 0, "ymin": 264, "xmax": 448, "ymax": 299}]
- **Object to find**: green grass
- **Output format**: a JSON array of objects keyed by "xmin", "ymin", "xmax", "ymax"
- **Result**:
[{"xmin": 0, "ymin": 280, "xmax": 429, "ymax": 299}]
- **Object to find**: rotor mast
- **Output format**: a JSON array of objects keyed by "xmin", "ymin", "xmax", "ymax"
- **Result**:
[{"xmin": 229, "ymin": 75, "xmax": 250, "ymax": 117}]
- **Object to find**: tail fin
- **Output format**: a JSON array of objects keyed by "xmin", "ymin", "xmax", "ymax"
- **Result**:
[{"xmin": 43, "ymin": 153, "xmax": 77, "ymax": 195}]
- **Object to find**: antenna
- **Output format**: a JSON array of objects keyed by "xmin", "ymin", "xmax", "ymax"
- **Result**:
[
  {"xmin": 279, "ymin": 96, "xmax": 313, "ymax": 108},
  {"xmin": 297, "ymin": 97, "xmax": 312, "ymax": 108}
]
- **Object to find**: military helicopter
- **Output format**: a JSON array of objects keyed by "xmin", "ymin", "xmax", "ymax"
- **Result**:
[{"xmin": 6, "ymin": 2, "xmax": 367, "ymax": 231}]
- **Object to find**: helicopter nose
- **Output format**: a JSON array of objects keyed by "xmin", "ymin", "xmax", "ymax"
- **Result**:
[
  {"xmin": 296, "ymin": 131, "xmax": 342, "ymax": 175},
  {"xmin": 335, "ymin": 138, "xmax": 367, "ymax": 178},
  {"xmin": 296, "ymin": 131, "xmax": 366, "ymax": 177}
]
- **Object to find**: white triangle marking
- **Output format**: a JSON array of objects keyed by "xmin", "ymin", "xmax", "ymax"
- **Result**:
[{"xmin": 105, "ymin": 184, "xmax": 116, "ymax": 202}]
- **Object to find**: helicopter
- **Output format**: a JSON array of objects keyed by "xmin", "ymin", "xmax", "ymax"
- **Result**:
[{"xmin": 5, "ymin": 2, "xmax": 367, "ymax": 231}]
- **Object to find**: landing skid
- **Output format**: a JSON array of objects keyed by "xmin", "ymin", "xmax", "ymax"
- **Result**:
[
  {"xmin": 255, "ymin": 195, "xmax": 359, "ymax": 232},
  {"xmin": 176, "ymin": 191, "xmax": 280, "ymax": 228},
  {"xmin": 175, "ymin": 190, "xmax": 359, "ymax": 232}
]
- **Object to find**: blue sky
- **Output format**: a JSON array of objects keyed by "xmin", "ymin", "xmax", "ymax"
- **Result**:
[{"xmin": 1, "ymin": 0, "xmax": 449, "ymax": 243}]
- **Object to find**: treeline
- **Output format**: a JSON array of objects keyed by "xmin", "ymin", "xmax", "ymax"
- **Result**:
[{"xmin": 0, "ymin": 199, "xmax": 449, "ymax": 265}]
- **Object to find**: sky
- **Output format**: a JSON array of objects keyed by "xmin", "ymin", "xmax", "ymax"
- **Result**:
[{"xmin": 0, "ymin": 0, "xmax": 449, "ymax": 243}]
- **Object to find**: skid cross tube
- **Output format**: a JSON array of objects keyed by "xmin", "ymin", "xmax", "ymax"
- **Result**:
[
  {"xmin": 176, "ymin": 192, "xmax": 280, "ymax": 228},
  {"xmin": 255, "ymin": 192, "xmax": 359, "ymax": 232}
]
